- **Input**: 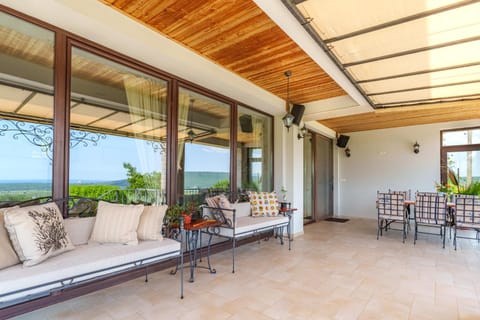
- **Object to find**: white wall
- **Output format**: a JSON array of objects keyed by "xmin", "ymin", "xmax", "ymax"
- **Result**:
[
  {"xmin": 337, "ymin": 119, "xmax": 480, "ymax": 219},
  {"xmin": 274, "ymin": 116, "xmax": 304, "ymax": 236}
]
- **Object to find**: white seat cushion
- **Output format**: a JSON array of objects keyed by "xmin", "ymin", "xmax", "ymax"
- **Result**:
[
  {"xmin": 0, "ymin": 238, "xmax": 180, "ymax": 305},
  {"xmin": 218, "ymin": 215, "xmax": 289, "ymax": 238}
]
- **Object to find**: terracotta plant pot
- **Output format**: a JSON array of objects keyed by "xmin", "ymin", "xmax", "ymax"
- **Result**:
[{"xmin": 182, "ymin": 214, "xmax": 192, "ymax": 225}]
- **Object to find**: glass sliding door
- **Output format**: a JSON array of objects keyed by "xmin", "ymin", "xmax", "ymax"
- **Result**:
[
  {"xmin": 177, "ymin": 87, "xmax": 231, "ymax": 205},
  {"xmin": 237, "ymin": 106, "xmax": 272, "ymax": 192},
  {"xmin": 0, "ymin": 12, "xmax": 55, "ymax": 203},
  {"xmin": 69, "ymin": 47, "xmax": 168, "ymax": 204}
]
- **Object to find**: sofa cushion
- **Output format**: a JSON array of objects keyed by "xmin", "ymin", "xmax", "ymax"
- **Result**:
[
  {"xmin": 0, "ymin": 208, "xmax": 20, "ymax": 270},
  {"xmin": 248, "ymin": 191, "xmax": 280, "ymax": 217},
  {"xmin": 205, "ymin": 196, "xmax": 220, "ymax": 208},
  {"xmin": 138, "ymin": 205, "xmax": 167, "ymax": 241},
  {"xmin": 230, "ymin": 202, "xmax": 251, "ymax": 219},
  {"xmin": 3, "ymin": 203, "xmax": 75, "ymax": 267},
  {"xmin": 217, "ymin": 215, "xmax": 289, "ymax": 238},
  {"xmin": 63, "ymin": 217, "xmax": 96, "ymax": 246},
  {"xmin": 0, "ymin": 238, "xmax": 181, "ymax": 305},
  {"xmin": 90, "ymin": 201, "xmax": 144, "ymax": 245}
]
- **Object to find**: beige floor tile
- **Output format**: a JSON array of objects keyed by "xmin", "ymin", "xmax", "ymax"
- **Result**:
[{"xmin": 11, "ymin": 218, "xmax": 480, "ymax": 320}]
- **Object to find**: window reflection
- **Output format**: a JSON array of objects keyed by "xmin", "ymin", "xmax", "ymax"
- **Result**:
[
  {"xmin": 69, "ymin": 47, "xmax": 168, "ymax": 204},
  {"xmin": 177, "ymin": 87, "xmax": 230, "ymax": 204},
  {"xmin": 0, "ymin": 12, "xmax": 54, "ymax": 203},
  {"xmin": 237, "ymin": 106, "xmax": 272, "ymax": 192}
]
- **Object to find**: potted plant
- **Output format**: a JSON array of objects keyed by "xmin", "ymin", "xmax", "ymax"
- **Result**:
[
  {"xmin": 164, "ymin": 204, "xmax": 183, "ymax": 226},
  {"xmin": 182, "ymin": 201, "xmax": 200, "ymax": 224}
]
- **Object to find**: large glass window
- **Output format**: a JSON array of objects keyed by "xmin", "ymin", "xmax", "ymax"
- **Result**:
[
  {"xmin": 177, "ymin": 87, "xmax": 230, "ymax": 204},
  {"xmin": 237, "ymin": 106, "xmax": 272, "ymax": 191},
  {"xmin": 69, "ymin": 47, "xmax": 168, "ymax": 204},
  {"xmin": 0, "ymin": 8, "xmax": 275, "ymax": 207},
  {"xmin": 441, "ymin": 127, "xmax": 480, "ymax": 190},
  {"xmin": 0, "ymin": 12, "xmax": 54, "ymax": 204}
]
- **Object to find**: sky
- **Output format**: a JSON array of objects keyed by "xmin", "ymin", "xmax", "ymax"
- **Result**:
[
  {"xmin": 0, "ymin": 120, "xmax": 477, "ymax": 182},
  {"xmin": 0, "ymin": 123, "xmax": 230, "ymax": 182}
]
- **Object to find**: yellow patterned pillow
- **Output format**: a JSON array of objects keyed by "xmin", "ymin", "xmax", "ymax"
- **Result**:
[{"xmin": 248, "ymin": 191, "xmax": 279, "ymax": 217}]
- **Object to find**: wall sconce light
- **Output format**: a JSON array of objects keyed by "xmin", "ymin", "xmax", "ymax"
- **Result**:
[
  {"xmin": 413, "ymin": 141, "xmax": 420, "ymax": 154},
  {"xmin": 345, "ymin": 147, "xmax": 351, "ymax": 157},
  {"xmin": 282, "ymin": 70, "xmax": 295, "ymax": 131},
  {"xmin": 297, "ymin": 124, "xmax": 308, "ymax": 140}
]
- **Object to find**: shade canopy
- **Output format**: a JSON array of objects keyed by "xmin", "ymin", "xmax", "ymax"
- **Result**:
[{"xmin": 292, "ymin": 0, "xmax": 480, "ymax": 108}]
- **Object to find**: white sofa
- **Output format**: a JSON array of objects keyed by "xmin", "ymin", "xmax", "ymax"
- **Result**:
[
  {"xmin": 0, "ymin": 216, "xmax": 183, "ymax": 310},
  {"xmin": 203, "ymin": 201, "xmax": 292, "ymax": 273}
]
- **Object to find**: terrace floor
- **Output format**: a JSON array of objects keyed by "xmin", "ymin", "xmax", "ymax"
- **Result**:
[{"xmin": 14, "ymin": 218, "xmax": 480, "ymax": 319}]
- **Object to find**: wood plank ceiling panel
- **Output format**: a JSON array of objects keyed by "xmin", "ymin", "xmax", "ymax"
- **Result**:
[
  {"xmin": 319, "ymin": 100, "xmax": 480, "ymax": 133},
  {"xmin": 101, "ymin": 0, "xmax": 346, "ymax": 104}
]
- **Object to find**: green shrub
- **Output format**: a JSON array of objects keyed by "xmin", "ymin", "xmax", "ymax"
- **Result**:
[
  {"xmin": 69, "ymin": 185, "xmax": 121, "ymax": 199},
  {"xmin": 459, "ymin": 181, "xmax": 480, "ymax": 196}
]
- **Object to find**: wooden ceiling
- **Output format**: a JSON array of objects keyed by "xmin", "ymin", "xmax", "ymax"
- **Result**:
[
  {"xmin": 101, "ymin": 0, "xmax": 345, "ymax": 105},
  {"xmin": 320, "ymin": 100, "xmax": 480, "ymax": 133},
  {"xmin": 98, "ymin": 0, "xmax": 480, "ymax": 133}
]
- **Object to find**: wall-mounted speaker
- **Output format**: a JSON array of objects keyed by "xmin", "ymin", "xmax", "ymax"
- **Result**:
[
  {"xmin": 336, "ymin": 135, "xmax": 350, "ymax": 148},
  {"xmin": 291, "ymin": 104, "xmax": 305, "ymax": 126},
  {"xmin": 239, "ymin": 114, "xmax": 253, "ymax": 133}
]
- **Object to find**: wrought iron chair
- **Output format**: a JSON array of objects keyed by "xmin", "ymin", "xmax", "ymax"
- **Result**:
[
  {"xmin": 454, "ymin": 195, "xmax": 480, "ymax": 250},
  {"xmin": 389, "ymin": 189, "xmax": 412, "ymax": 222},
  {"xmin": 377, "ymin": 192, "xmax": 408, "ymax": 243},
  {"xmin": 414, "ymin": 192, "xmax": 447, "ymax": 248}
]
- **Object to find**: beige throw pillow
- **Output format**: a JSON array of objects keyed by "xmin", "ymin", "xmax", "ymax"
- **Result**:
[
  {"xmin": 90, "ymin": 201, "xmax": 144, "ymax": 245},
  {"xmin": 0, "ymin": 208, "xmax": 21, "ymax": 270},
  {"xmin": 3, "ymin": 203, "xmax": 74, "ymax": 267},
  {"xmin": 137, "ymin": 205, "xmax": 167, "ymax": 241}
]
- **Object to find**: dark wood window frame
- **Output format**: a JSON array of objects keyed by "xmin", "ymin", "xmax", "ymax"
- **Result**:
[
  {"xmin": 0, "ymin": 4, "xmax": 274, "ymax": 208},
  {"xmin": 440, "ymin": 126, "xmax": 480, "ymax": 184}
]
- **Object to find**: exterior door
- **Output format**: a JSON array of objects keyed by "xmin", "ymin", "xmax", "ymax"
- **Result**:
[
  {"xmin": 313, "ymin": 133, "xmax": 333, "ymax": 219},
  {"xmin": 303, "ymin": 135, "xmax": 314, "ymax": 223}
]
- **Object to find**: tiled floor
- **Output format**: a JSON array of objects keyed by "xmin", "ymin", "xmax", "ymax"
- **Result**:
[{"xmin": 13, "ymin": 218, "xmax": 480, "ymax": 319}]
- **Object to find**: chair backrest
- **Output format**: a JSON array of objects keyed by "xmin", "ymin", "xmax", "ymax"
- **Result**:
[
  {"xmin": 377, "ymin": 192, "xmax": 405, "ymax": 218},
  {"xmin": 415, "ymin": 192, "xmax": 447, "ymax": 225},
  {"xmin": 388, "ymin": 189, "xmax": 411, "ymax": 201},
  {"xmin": 455, "ymin": 195, "xmax": 480, "ymax": 227}
]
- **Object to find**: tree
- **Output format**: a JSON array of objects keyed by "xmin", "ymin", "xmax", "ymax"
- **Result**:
[{"xmin": 123, "ymin": 162, "xmax": 161, "ymax": 189}]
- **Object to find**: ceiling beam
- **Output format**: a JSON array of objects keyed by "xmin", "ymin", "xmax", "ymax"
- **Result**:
[
  {"xmin": 257, "ymin": 0, "xmax": 372, "ymax": 108},
  {"xmin": 319, "ymin": 99, "xmax": 480, "ymax": 133},
  {"xmin": 323, "ymin": 0, "xmax": 479, "ymax": 43},
  {"xmin": 343, "ymin": 35, "xmax": 480, "ymax": 68}
]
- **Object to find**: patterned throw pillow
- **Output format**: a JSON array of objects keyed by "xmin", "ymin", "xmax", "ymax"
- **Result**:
[
  {"xmin": 205, "ymin": 196, "xmax": 220, "ymax": 208},
  {"xmin": 3, "ymin": 203, "xmax": 75, "ymax": 267},
  {"xmin": 248, "ymin": 191, "xmax": 280, "ymax": 217}
]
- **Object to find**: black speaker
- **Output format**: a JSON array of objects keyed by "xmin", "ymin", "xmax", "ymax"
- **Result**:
[
  {"xmin": 336, "ymin": 135, "xmax": 350, "ymax": 148},
  {"xmin": 239, "ymin": 114, "xmax": 253, "ymax": 133},
  {"xmin": 291, "ymin": 104, "xmax": 305, "ymax": 126}
]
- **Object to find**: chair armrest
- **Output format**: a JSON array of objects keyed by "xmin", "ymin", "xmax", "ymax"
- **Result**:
[{"xmin": 202, "ymin": 205, "xmax": 235, "ymax": 228}]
